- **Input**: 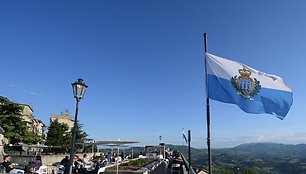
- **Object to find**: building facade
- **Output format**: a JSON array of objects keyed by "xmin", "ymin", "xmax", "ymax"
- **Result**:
[
  {"xmin": 19, "ymin": 104, "xmax": 46, "ymax": 137},
  {"xmin": 50, "ymin": 111, "xmax": 74, "ymax": 131},
  {"xmin": 0, "ymin": 96, "xmax": 46, "ymax": 143}
]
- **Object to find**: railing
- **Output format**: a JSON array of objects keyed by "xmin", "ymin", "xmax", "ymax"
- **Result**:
[{"xmin": 180, "ymin": 152, "xmax": 196, "ymax": 174}]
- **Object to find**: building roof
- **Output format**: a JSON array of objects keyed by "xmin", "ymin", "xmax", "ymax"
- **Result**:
[
  {"xmin": 81, "ymin": 140, "xmax": 139, "ymax": 146},
  {"xmin": 36, "ymin": 119, "xmax": 46, "ymax": 126},
  {"xmin": 18, "ymin": 103, "xmax": 34, "ymax": 112},
  {"xmin": 51, "ymin": 111, "xmax": 74, "ymax": 120}
]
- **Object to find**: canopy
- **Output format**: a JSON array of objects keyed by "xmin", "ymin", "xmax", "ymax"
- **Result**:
[{"xmin": 81, "ymin": 140, "xmax": 139, "ymax": 147}]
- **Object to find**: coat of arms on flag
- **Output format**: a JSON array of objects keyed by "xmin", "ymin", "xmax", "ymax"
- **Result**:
[{"xmin": 231, "ymin": 67, "xmax": 261, "ymax": 99}]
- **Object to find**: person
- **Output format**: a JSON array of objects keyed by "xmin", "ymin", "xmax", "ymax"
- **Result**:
[
  {"xmin": 2, "ymin": 155, "xmax": 14, "ymax": 173},
  {"xmin": 105, "ymin": 152, "xmax": 111, "ymax": 163},
  {"xmin": 154, "ymin": 149, "xmax": 158, "ymax": 156},
  {"xmin": 88, "ymin": 156, "xmax": 105, "ymax": 174},
  {"xmin": 60, "ymin": 156, "xmax": 69, "ymax": 166},
  {"xmin": 165, "ymin": 148, "xmax": 171, "ymax": 159},
  {"xmin": 112, "ymin": 153, "xmax": 116, "ymax": 163},
  {"xmin": 60, "ymin": 156, "xmax": 69, "ymax": 174},
  {"xmin": 25, "ymin": 161, "xmax": 33, "ymax": 173},
  {"xmin": 120, "ymin": 152, "xmax": 125, "ymax": 161},
  {"xmin": 82, "ymin": 154, "xmax": 89, "ymax": 165},
  {"xmin": 73, "ymin": 155, "xmax": 85, "ymax": 174},
  {"xmin": 2, "ymin": 155, "xmax": 24, "ymax": 174},
  {"xmin": 33, "ymin": 156, "xmax": 42, "ymax": 172}
]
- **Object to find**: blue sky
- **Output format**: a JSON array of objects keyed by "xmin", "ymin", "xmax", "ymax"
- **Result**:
[{"xmin": 1, "ymin": 1, "xmax": 306, "ymax": 148}]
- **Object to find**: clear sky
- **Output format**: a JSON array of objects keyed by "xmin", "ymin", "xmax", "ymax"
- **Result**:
[{"xmin": 1, "ymin": 1, "xmax": 306, "ymax": 148}]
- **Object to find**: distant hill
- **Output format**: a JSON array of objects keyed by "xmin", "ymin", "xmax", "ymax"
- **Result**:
[
  {"xmin": 169, "ymin": 142, "xmax": 306, "ymax": 174},
  {"xmin": 232, "ymin": 142, "xmax": 306, "ymax": 158}
]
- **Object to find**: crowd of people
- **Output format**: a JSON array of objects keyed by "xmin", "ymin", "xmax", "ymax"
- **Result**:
[
  {"xmin": 165, "ymin": 148, "xmax": 184, "ymax": 173},
  {"xmin": 59, "ymin": 152, "xmax": 128, "ymax": 174},
  {"xmin": 0, "ymin": 151, "xmax": 129, "ymax": 174},
  {"xmin": 0, "ymin": 149, "xmax": 183, "ymax": 174},
  {"xmin": 1, "ymin": 155, "xmax": 28, "ymax": 174}
]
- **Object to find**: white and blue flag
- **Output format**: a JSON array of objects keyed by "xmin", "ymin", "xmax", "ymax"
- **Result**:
[
  {"xmin": 205, "ymin": 53, "xmax": 293, "ymax": 120},
  {"xmin": 183, "ymin": 130, "xmax": 188, "ymax": 144}
]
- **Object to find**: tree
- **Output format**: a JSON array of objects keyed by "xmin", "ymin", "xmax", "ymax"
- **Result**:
[
  {"xmin": 46, "ymin": 116, "xmax": 90, "ymax": 153},
  {"xmin": 45, "ymin": 119, "xmax": 71, "ymax": 150},
  {"xmin": 75, "ymin": 121, "xmax": 89, "ymax": 144},
  {"xmin": 73, "ymin": 121, "xmax": 91, "ymax": 152},
  {"xmin": 0, "ymin": 96, "xmax": 42, "ymax": 144}
]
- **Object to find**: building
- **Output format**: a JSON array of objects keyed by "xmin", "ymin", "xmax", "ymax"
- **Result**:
[
  {"xmin": 19, "ymin": 104, "xmax": 46, "ymax": 137},
  {"xmin": 0, "ymin": 96, "xmax": 46, "ymax": 140},
  {"xmin": 50, "ymin": 111, "xmax": 74, "ymax": 130}
]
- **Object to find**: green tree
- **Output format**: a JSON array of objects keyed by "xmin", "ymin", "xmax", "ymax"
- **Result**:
[
  {"xmin": 46, "ymin": 117, "xmax": 90, "ymax": 153},
  {"xmin": 45, "ymin": 119, "xmax": 71, "ymax": 150},
  {"xmin": 75, "ymin": 121, "xmax": 89, "ymax": 143},
  {"xmin": 73, "ymin": 121, "xmax": 91, "ymax": 152},
  {"xmin": 0, "ymin": 96, "xmax": 42, "ymax": 144}
]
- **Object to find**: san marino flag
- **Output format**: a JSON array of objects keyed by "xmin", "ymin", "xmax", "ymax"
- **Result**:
[{"xmin": 205, "ymin": 53, "xmax": 293, "ymax": 120}]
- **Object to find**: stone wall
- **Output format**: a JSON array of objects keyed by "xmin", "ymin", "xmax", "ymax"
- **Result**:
[{"xmin": 5, "ymin": 153, "xmax": 94, "ymax": 166}]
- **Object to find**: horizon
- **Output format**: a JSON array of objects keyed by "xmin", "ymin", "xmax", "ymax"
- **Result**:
[
  {"xmin": 96, "ymin": 142, "xmax": 306, "ymax": 150},
  {"xmin": 1, "ymin": 1, "xmax": 306, "ymax": 149}
]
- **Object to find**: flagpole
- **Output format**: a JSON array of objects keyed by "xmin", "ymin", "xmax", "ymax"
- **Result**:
[
  {"xmin": 188, "ymin": 130, "xmax": 191, "ymax": 174},
  {"xmin": 204, "ymin": 33, "xmax": 212, "ymax": 174}
]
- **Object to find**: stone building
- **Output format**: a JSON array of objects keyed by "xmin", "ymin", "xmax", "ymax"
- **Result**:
[
  {"xmin": 0, "ymin": 96, "xmax": 46, "ymax": 140},
  {"xmin": 50, "ymin": 111, "xmax": 74, "ymax": 131},
  {"xmin": 19, "ymin": 104, "xmax": 46, "ymax": 137}
]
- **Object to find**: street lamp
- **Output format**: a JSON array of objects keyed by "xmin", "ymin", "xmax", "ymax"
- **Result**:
[
  {"xmin": 68, "ymin": 78, "xmax": 88, "ymax": 174},
  {"xmin": 159, "ymin": 136, "xmax": 162, "ymax": 158},
  {"xmin": 42, "ymin": 125, "xmax": 47, "ymax": 140}
]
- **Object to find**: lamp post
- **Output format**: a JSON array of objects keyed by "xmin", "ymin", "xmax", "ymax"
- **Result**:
[
  {"xmin": 159, "ymin": 136, "xmax": 162, "ymax": 158},
  {"xmin": 68, "ymin": 78, "xmax": 88, "ymax": 174},
  {"xmin": 42, "ymin": 125, "xmax": 46, "ymax": 140}
]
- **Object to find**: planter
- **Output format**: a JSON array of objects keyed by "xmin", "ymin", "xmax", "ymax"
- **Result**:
[{"xmin": 105, "ymin": 158, "xmax": 161, "ymax": 174}]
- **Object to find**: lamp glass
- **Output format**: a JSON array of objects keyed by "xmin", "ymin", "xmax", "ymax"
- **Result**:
[{"xmin": 72, "ymin": 79, "xmax": 87, "ymax": 100}]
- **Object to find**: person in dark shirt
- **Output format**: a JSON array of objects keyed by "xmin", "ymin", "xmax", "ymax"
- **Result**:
[
  {"xmin": 73, "ymin": 155, "xmax": 85, "ymax": 174},
  {"xmin": 88, "ymin": 157, "xmax": 105, "ymax": 174},
  {"xmin": 2, "ymin": 155, "xmax": 14, "ymax": 173},
  {"xmin": 60, "ymin": 156, "xmax": 69, "ymax": 166}
]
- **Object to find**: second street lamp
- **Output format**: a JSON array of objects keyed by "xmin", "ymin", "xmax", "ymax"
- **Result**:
[{"xmin": 68, "ymin": 78, "xmax": 88, "ymax": 174}]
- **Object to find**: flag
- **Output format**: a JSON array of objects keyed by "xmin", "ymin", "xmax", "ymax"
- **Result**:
[
  {"xmin": 183, "ymin": 130, "xmax": 188, "ymax": 144},
  {"xmin": 205, "ymin": 53, "xmax": 293, "ymax": 120}
]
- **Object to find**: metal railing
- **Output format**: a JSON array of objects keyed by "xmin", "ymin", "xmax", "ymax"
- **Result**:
[{"xmin": 180, "ymin": 152, "xmax": 196, "ymax": 174}]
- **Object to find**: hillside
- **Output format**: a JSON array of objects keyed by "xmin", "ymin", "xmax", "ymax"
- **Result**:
[{"xmin": 173, "ymin": 143, "xmax": 306, "ymax": 174}]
